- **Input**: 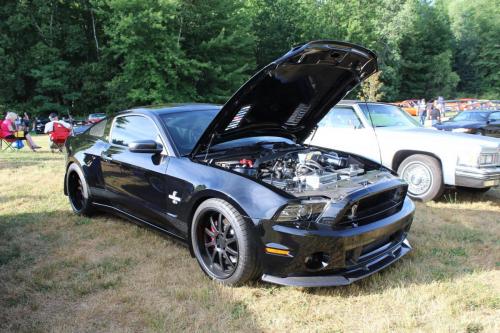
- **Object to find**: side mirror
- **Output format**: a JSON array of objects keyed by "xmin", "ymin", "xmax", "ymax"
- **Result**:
[{"xmin": 128, "ymin": 140, "xmax": 163, "ymax": 154}]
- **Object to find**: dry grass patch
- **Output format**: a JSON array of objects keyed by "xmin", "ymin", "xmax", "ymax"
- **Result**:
[{"xmin": 1, "ymin": 135, "xmax": 499, "ymax": 332}]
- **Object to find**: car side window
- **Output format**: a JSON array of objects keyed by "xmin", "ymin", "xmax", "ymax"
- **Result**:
[
  {"xmin": 318, "ymin": 107, "xmax": 363, "ymax": 129},
  {"xmin": 110, "ymin": 115, "xmax": 159, "ymax": 147},
  {"xmin": 489, "ymin": 112, "xmax": 500, "ymax": 122}
]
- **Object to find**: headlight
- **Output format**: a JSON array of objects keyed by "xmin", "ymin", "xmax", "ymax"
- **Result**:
[
  {"xmin": 452, "ymin": 128, "xmax": 473, "ymax": 133},
  {"xmin": 478, "ymin": 152, "xmax": 498, "ymax": 166},
  {"xmin": 457, "ymin": 151, "xmax": 499, "ymax": 167},
  {"xmin": 276, "ymin": 200, "xmax": 327, "ymax": 222}
]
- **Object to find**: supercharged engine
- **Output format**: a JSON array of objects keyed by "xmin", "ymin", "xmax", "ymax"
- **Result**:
[{"xmin": 213, "ymin": 149, "xmax": 392, "ymax": 197}]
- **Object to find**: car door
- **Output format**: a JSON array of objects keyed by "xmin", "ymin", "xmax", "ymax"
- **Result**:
[
  {"xmin": 101, "ymin": 114, "xmax": 176, "ymax": 233},
  {"xmin": 484, "ymin": 112, "xmax": 500, "ymax": 138},
  {"xmin": 308, "ymin": 106, "xmax": 381, "ymax": 163}
]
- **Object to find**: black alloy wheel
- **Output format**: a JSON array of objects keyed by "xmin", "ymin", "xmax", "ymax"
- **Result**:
[
  {"xmin": 191, "ymin": 198, "xmax": 260, "ymax": 285},
  {"xmin": 197, "ymin": 210, "xmax": 239, "ymax": 278},
  {"xmin": 66, "ymin": 163, "xmax": 95, "ymax": 216},
  {"xmin": 68, "ymin": 171, "xmax": 85, "ymax": 211}
]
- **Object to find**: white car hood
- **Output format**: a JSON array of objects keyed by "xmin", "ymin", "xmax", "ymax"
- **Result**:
[{"xmin": 375, "ymin": 127, "xmax": 500, "ymax": 150}]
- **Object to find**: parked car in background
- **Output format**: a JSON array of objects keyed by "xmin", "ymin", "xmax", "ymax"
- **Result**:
[
  {"xmin": 434, "ymin": 110, "xmax": 500, "ymax": 138},
  {"xmin": 72, "ymin": 123, "xmax": 90, "ymax": 135},
  {"xmin": 88, "ymin": 113, "xmax": 106, "ymax": 124},
  {"xmin": 35, "ymin": 118, "xmax": 50, "ymax": 134},
  {"xmin": 393, "ymin": 99, "xmax": 419, "ymax": 116},
  {"xmin": 308, "ymin": 101, "xmax": 500, "ymax": 201},
  {"xmin": 64, "ymin": 41, "xmax": 415, "ymax": 287}
]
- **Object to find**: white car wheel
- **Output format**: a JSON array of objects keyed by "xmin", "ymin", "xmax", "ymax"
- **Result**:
[{"xmin": 398, "ymin": 154, "xmax": 444, "ymax": 202}]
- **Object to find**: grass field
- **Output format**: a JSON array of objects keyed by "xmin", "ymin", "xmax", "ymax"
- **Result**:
[{"xmin": 1, "ymin": 136, "xmax": 499, "ymax": 333}]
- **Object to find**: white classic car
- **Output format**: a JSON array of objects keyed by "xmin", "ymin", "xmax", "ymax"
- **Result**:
[{"xmin": 307, "ymin": 101, "xmax": 500, "ymax": 201}]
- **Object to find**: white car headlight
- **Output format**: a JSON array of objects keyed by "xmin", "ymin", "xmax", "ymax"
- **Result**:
[
  {"xmin": 452, "ymin": 128, "xmax": 472, "ymax": 133},
  {"xmin": 478, "ymin": 152, "xmax": 499, "ymax": 166},
  {"xmin": 458, "ymin": 151, "xmax": 499, "ymax": 167}
]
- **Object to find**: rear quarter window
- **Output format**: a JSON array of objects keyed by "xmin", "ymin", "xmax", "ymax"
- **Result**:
[{"xmin": 88, "ymin": 119, "xmax": 109, "ymax": 138}]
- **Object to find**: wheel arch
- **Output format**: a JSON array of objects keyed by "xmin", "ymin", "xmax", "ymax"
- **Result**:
[
  {"xmin": 63, "ymin": 158, "xmax": 86, "ymax": 196},
  {"xmin": 184, "ymin": 189, "xmax": 253, "ymax": 257},
  {"xmin": 392, "ymin": 150, "xmax": 443, "ymax": 172}
]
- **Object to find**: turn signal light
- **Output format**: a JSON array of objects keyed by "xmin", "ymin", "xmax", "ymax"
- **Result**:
[{"xmin": 265, "ymin": 247, "xmax": 290, "ymax": 256}]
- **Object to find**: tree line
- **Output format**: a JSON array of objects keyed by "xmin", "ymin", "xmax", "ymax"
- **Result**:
[{"xmin": 0, "ymin": 0, "xmax": 498, "ymax": 117}]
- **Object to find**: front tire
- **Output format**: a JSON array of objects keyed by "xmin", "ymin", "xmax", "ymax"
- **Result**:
[
  {"xmin": 398, "ymin": 154, "xmax": 444, "ymax": 202},
  {"xmin": 191, "ymin": 198, "xmax": 260, "ymax": 285},
  {"xmin": 66, "ymin": 163, "xmax": 96, "ymax": 216}
]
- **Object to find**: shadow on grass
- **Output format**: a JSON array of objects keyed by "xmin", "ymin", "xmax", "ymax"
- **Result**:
[
  {"xmin": 438, "ymin": 187, "xmax": 500, "ymax": 207},
  {"xmin": 0, "ymin": 210, "xmax": 261, "ymax": 332}
]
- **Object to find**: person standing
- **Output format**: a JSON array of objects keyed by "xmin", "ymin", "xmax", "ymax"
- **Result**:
[
  {"xmin": 22, "ymin": 112, "xmax": 31, "ymax": 132},
  {"xmin": 437, "ymin": 96, "xmax": 445, "ymax": 117},
  {"xmin": 430, "ymin": 102, "xmax": 441, "ymax": 126},
  {"xmin": 418, "ymin": 99, "xmax": 427, "ymax": 126}
]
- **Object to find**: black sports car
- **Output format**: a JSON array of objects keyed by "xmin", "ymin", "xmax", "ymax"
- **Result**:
[
  {"xmin": 64, "ymin": 40, "xmax": 415, "ymax": 287},
  {"xmin": 434, "ymin": 109, "xmax": 500, "ymax": 137}
]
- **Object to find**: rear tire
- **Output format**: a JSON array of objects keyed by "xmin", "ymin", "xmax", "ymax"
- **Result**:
[
  {"xmin": 66, "ymin": 163, "xmax": 96, "ymax": 216},
  {"xmin": 398, "ymin": 154, "xmax": 444, "ymax": 202},
  {"xmin": 191, "ymin": 198, "xmax": 260, "ymax": 286}
]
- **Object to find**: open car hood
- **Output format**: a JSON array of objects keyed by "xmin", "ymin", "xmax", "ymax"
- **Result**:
[{"xmin": 191, "ymin": 40, "xmax": 377, "ymax": 156}]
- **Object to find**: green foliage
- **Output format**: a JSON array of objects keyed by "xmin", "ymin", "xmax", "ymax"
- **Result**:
[
  {"xmin": 397, "ymin": 0, "xmax": 459, "ymax": 100},
  {"xmin": 0, "ymin": 0, "xmax": 497, "ymax": 117},
  {"xmin": 447, "ymin": 0, "xmax": 500, "ymax": 98}
]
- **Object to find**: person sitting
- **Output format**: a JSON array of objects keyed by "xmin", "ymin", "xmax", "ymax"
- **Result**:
[
  {"xmin": 44, "ymin": 113, "xmax": 72, "ymax": 149},
  {"xmin": 1, "ymin": 112, "xmax": 41, "ymax": 151}
]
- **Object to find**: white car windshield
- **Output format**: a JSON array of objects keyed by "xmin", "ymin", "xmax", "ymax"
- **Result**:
[{"xmin": 358, "ymin": 103, "xmax": 420, "ymax": 128}]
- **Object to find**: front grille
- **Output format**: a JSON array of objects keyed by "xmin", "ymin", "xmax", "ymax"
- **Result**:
[
  {"xmin": 345, "ymin": 231, "xmax": 405, "ymax": 267},
  {"xmin": 333, "ymin": 186, "xmax": 406, "ymax": 230}
]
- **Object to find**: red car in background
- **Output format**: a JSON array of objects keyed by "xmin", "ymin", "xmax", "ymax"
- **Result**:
[
  {"xmin": 393, "ymin": 99, "xmax": 419, "ymax": 116},
  {"xmin": 88, "ymin": 113, "xmax": 106, "ymax": 124}
]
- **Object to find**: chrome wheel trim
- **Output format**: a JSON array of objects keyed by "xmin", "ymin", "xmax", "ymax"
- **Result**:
[{"xmin": 401, "ymin": 161, "xmax": 433, "ymax": 197}]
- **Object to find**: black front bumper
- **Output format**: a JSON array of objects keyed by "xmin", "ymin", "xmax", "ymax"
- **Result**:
[
  {"xmin": 258, "ymin": 197, "xmax": 415, "ymax": 287},
  {"xmin": 262, "ymin": 238, "xmax": 411, "ymax": 287}
]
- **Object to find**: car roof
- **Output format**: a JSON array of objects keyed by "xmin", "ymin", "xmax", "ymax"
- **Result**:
[
  {"xmin": 336, "ymin": 100, "xmax": 391, "ymax": 106},
  {"xmin": 461, "ymin": 109, "xmax": 498, "ymax": 113},
  {"xmin": 120, "ymin": 103, "xmax": 221, "ymax": 117}
]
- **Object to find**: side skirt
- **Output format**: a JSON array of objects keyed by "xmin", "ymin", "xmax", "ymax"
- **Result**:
[{"xmin": 92, "ymin": 202, "xmax": 188, "ymax": 245}]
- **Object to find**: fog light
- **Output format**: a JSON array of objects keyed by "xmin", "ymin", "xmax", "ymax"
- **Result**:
[{"xmin": 304, "ymin": 252, "xmax": 330, "ymax": 271}]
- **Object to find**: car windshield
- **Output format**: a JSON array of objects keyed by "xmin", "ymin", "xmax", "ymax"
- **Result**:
[
  {"xmin": 160, "ymin": 110, "xmax": 218, "ymax": 155},
  {"xmin": 452, "ymin": 111, "xmax": 489, "ymax": 121},
  {"xmin": 358, "ymin": 103, "xmax": 420, "ymax": 128}
]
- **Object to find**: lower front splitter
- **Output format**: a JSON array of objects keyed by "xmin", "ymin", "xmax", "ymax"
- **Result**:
[{"xmin": 261, "ymin": 238, "xmax": 411, "ymax": 287}]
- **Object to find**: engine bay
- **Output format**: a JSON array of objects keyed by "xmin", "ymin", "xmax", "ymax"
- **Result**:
[{"xmin": 211, "ymin": 147, "xmax": 394, "ymax": 199}]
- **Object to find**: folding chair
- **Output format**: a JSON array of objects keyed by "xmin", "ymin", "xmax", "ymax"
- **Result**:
[
  {"xmin": 0, "ymin": 136, "xmax": 18, "ymax": 152},
  {"xmin": 1, "ymin": 119, "xmax": 22, "ymax": 152},
  {"xmin": 49, "ymin": 122, "xmax": 71, "ymax": 152}
]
